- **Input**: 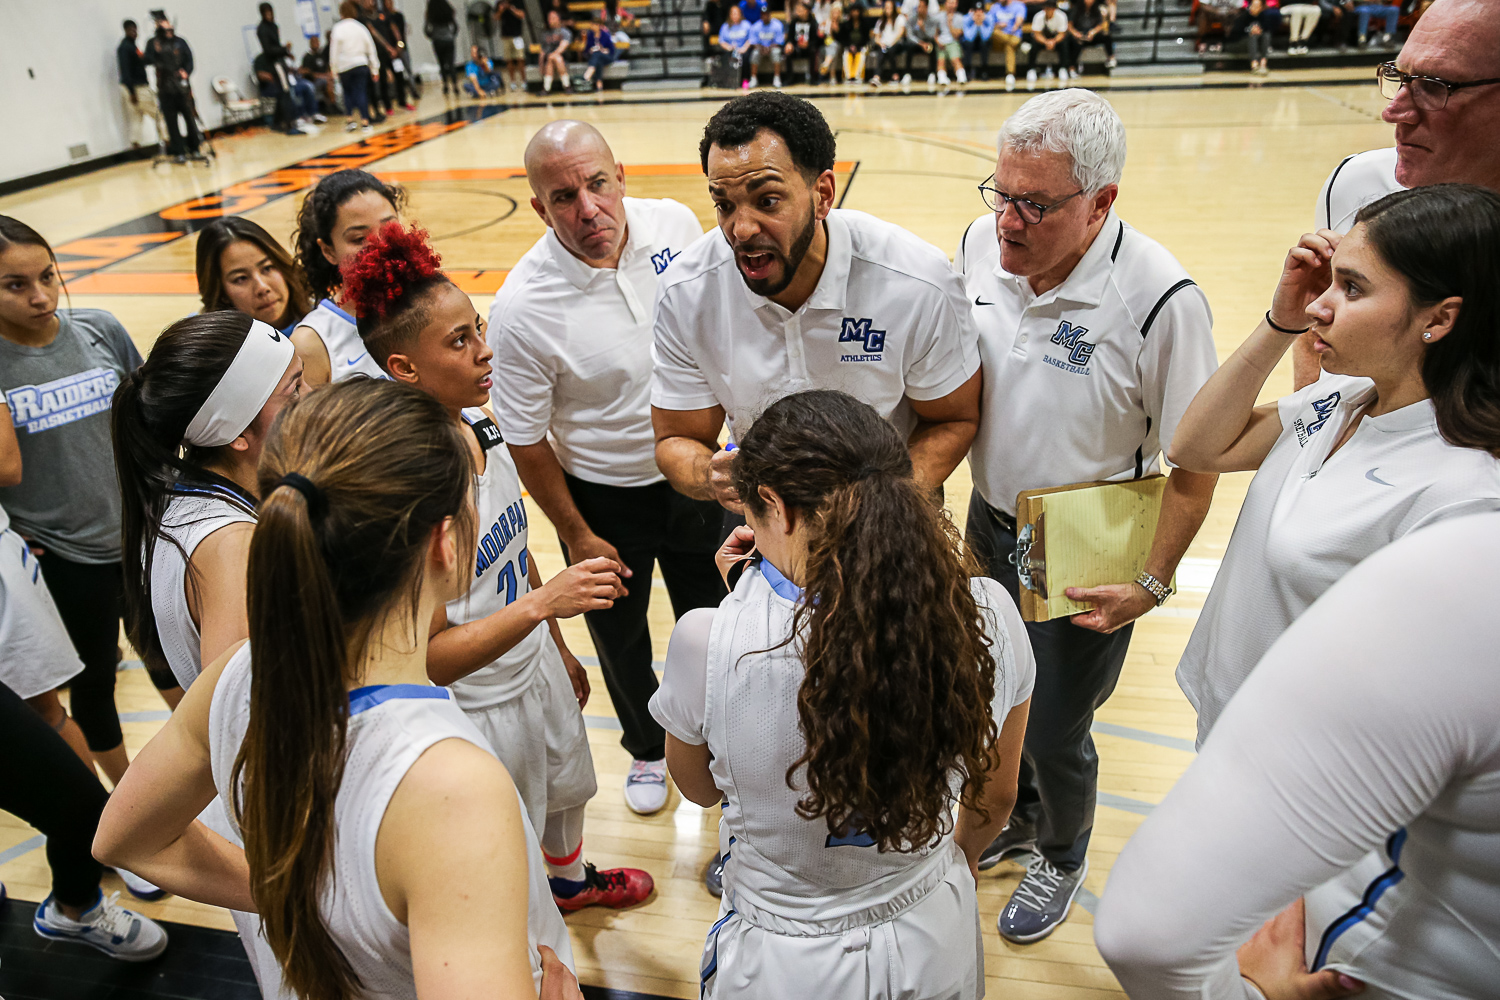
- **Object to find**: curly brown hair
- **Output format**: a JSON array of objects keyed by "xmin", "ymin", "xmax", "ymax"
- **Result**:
[{"xmin": 733, "ymin": 390, "xmax": 1000, "ymax": 852}]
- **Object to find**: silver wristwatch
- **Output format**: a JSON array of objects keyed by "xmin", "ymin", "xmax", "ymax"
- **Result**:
[{"xmin": 1134, "ymin": 570, "xmax": 1173, "ymax": 606}]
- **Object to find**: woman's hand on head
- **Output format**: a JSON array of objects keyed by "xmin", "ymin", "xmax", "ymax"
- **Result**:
[
  {"xmin": 716, "ymin": 524, "xmax": 757, "ymax": 589},
  {"xmin": 1272, "ymin": 230, "xmax": 1340, "ymax": 332},
  {"xmin": 1237, "ymin": 898, "xmax": 1364, "ymax": 1000}
]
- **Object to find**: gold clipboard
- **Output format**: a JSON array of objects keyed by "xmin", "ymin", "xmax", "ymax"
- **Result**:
[{"xmin": 1015, "ymin": 476, "xmax": 1171, "ymax": 622}]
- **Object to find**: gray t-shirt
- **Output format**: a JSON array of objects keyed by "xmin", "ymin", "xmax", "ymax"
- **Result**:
[{"xmin": 0, "ymin": 309, "xmax": 142, "ymax": 564}]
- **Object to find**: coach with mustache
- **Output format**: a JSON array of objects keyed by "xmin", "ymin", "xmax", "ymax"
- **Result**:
[{"xmin": 651, "ymin": 92, "xmax": 982, "ymax": 512}]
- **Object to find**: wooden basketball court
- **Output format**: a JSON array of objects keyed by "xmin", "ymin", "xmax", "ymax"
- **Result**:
[{"xmin": 0, "ymin": 71, "xmax": 1394, "ymax": 999}]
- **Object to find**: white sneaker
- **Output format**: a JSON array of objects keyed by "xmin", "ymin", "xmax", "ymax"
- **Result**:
[
  {"xmin": 773, "ymin": 74, "xmax": 782, "ymax": 88},
  {"xmin": 361, "ymin": 123, "xmax": 374, "ymax": 133},
  {"xmin": 344, "ymin": 120, "xmax": 360, "ymax": 131},
  {"xmin": 937, "ymin": 70, "xmax": 950, "ymax": 85},
  {"xmin": 1026, "ymin": 68, "xmax": 1038, "ymax": 88},
  {"xmin": 624, "ymin": 758, "xmax": 669, "ymax": 815},
  {"xmin": 901, "ymin": 73, "xmax": 911, "ymax": 84},
  {"xmin": 927, "ymin": 72, "xmax": 937, "ymax": 85},
  {"xmin": 34, "ymin": 891, "xmax": 168, "ymax": 962},
  {"xmin": 1005, "ymin": 72, "xmax": 1016, "ymax": 90},
  {"xmin": 1106, "ymin": 56, "xmax": 1117, "ymax": 68},
  {"xmin": 312, "ymin": 113, "xmax": 328, "ymax": 123},
  {"xmin": 955, "ymin": 66, "xmax": 967, "ymax": 83},
  {"xmin": 112, "ymin": 866, "xmax": 166, "ymax": 901},
  {"xmin": 1044, "ymin": 67, "xmax": 1054, "ymax": 79},
  {"xmin": 749, "ymin": 74, "xmax": 759, "ymax": 87},
  {"xmin": 1058, "ymin": 67, "xmax": 1069, "ymax": 82}
]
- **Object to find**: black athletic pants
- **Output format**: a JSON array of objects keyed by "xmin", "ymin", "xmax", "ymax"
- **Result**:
[
  {"xmin": 35, "ymin": 553, "xmax": 126, "ymax": 752},
  {"xmin": 0, "ymin": 681, "xmax": 108, "ymax": 908},
  {"xmin": 965, "ymin": 488, "xmax": 1133, "ymax": 873},
  {"xmin": 433, "ymin": 38, "xmax": 459, "ymax": 90},
  {"xmin": 157, "ymin": 88, "xmax": 200, "ymax": 155},
  {"xmin": 560, "ymin": 474, "xmax": 726, "ymax": 763}
]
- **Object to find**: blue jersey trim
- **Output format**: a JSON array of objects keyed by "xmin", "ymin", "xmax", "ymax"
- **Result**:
[
  {"xmin": 759, "ymin": 558, "xmax": 803, "ymax": 603},
  {"xmin": 1311, "ymin": 828, "xmax": 1408, "ymax": 970},
  {"xmin": 319, "ymin": 298, "xmax": 358, "ymax": 325},
  {"xmin": 348, "ymin": 684, "xmax": 451, "ymax": 716}
]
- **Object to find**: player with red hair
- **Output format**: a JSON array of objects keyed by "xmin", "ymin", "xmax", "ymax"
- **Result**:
[{"xmin": 341, "ymin": 222, "xmax": 655, "ymax": 912}]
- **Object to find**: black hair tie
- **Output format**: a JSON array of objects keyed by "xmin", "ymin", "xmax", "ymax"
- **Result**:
[{"xmin": 277, "ymin": 472, "xmax": 327, "ymax": 520}]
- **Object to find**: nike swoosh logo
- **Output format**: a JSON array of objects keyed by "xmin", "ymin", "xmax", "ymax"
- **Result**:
[
  {"xmin": 975, "ymin": 296, "xmax": 994, "ymax": 306},
  {"xmin": 1366, "ymin": 468, "xmax": 1394, "ymax": 487},
  {"xmin": 346, "ymin": 353, "xmax": 367, "ymax": 366},
  {"xmin": 268, "ymin": 329, "xmax": 282, "ymax": 341}
]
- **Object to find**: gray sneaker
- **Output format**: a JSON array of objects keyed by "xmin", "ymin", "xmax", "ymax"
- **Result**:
[
  {"xmin": 997, "ymin": 856, "xmax": 1088, "ymax": 943},
  {"xmin": 33, "ymin": 890, "xmax": 168, "ymax": 961},
  {"xmin": 977, "ymin": 819, "xmax": 1037, "ymax": 871}
]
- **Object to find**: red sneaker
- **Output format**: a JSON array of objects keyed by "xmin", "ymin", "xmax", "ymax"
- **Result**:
[{"xmin": 552, "ymin": 862, "xmax": 654, "ymax": 912}]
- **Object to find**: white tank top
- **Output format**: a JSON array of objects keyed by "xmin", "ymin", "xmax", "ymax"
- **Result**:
[
  {"xmin": 704, "ymin": 563, "xmax": 1032, "ymax": 934},
  {"xmin": 150, "ymin": 485, "xmax": 257, "ymax": 691},
  {"xmin": 446, "ymin": 409, "xmax": 549, "ymax": 710},
  {"xmin": 299, "ymin": 299, "xmax": 386, "ymax": 381},
  {"xmin": 207, "ymin": 644, "xmax": 573, "ymax": 998}
]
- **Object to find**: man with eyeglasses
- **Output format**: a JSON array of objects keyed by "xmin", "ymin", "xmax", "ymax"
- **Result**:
[
  {"xmin": 1297, "ymin": 0, "xmax": 1500, "ymax": 389},
  {"xmin": 954, "ymin": 89, "xmax": 1219, "ymax": 945}
]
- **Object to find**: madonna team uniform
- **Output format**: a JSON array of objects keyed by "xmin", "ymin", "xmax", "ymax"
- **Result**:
[
  {"xmin": 1098, "ymin": 514, "xmax": 1500, "ymax": 1000},
  {"xmin": 296, "ymin": 298, "xmax": 386, "ymax": 381},
  {"xmin": 0, "ymin": 500, "xmax": 83, "ymax": 699},
  {"xmin": 1315, "ymin": 147, "xmax": 1403, "ymax": 234},
  {"xmin": 1177, "ymin": 372, "xmax": 1500, "ymax": 744},
  {"xmin": 650, "ymin": 563, "xmax": 1035, "ymax": 1000},
  {"xmin": 446, "ymin": 408, "xmax": 596, "ymax": 837},
  {"xmin": 208, "ymin": 643, "xmax": 575, "ymax": 999},
  {"xmin": 651, "ymin": 208, "xmax": 979, "ymax": 443}
]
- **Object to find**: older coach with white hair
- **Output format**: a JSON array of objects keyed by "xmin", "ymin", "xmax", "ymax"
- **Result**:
[{"xmin": 955, "ymin": 89, "xmax": 1219, "ymax": 944}]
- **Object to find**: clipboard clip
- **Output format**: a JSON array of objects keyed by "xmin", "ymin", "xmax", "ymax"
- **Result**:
[{"xmin": 1014, "ymin": 522, "xmax": 1047, "ymax": 599}]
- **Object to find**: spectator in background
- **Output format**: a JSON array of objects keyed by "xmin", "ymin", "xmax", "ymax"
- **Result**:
[
  {"xmin": 1283, "ymin": 1, "xmax": 1321, "ymax": 51},
  {"xmin": 820, "ymin": 2, "xmax": 844, "ymax": 81},
  {"xmin": 331, "ymin": 0, "xmax": 382, "ymax": 131},
  {"xmin": 702, "ymin": 0, "xmax": 726, "ymax": 85},
  {"xmin": 425, "ymin": 0, "xmax": 461, "ymax": 95},
  {"xmin": 959, "ymin": 2, "xmax": 987, "ymax": 80},
  {"xmin": 117, "ymin": 20, "xmax": 157, "ymax": 149},
  {"xmin": 1237, "ymin": 0, "xmax": 1274, "ymax": 73},
  {"xmin": 464, "ymin": 43, "xmax": 502, "ymax": 95},
  {"xmin": 906, "ymin": 0, "xmax": 937, "ymax": 84},
  {"xmin": 1069, "ymin": 0, "xmax": 1116, "ymax": 72},
  {"xmin": 1195, "ymin": 0, "xmax": 1240, "ymax": 51},
  {"xmin": 719, "ymin": 4, "xmax": 754, "ymax": 84},
  {"xmin": 991, "ymin": 0, "xmax": 1025, "ymax": 87},
  {"xmin": 740, "ymin": 0, "xmax": 769, "ymax": 23},
  {"xmin": 253, "ymin": 47, "xmax": 306, "ymax": 135},
  {"xmin": 839, "ymin": 2, "xmax": 872, "ymax": 82},
  {"xmin": 1026, "ymin": 0, "xmax": 1071, "ymax": 86},
  {"xmin": 257, "ymin": 2, "xmax": 285, "ymax": 57},
  {"xmin": 144, "ymin": 16, "xmax": 201, "ymax": 161},
  {"xmin": 870, "ymin": 0, "xmax": 909, "ymax": 84},
  {"xmin": 750, "ymin": 11, "xmax": 785, "ymax": 87},
  {"xmin": 301, "ymin": 34, "xmax": 341, "ymax": 112},
  {"xmin": 282, "ymin": 46, "xmax": 326, "ymax": 124},
  {"xmin": 935, "ymin": 0, "xmax": 966, "ymax": 84},
  {"xmin": 1356, "ymin": 0, "xmax": 1400, "ymax": 43},
  {"xmin": 382, "ymin": 0, "xmax": 417, "ymax": 109},
  {"xmin": 582, "ymin": 13, "xmax": 619, "ymax": 90},
  {"xmin": 785, "ymin": 2, "xmax": 824, "ymax": 84},
  {"xmin": 497, "ymin": 0, "xmax": 528, "ymax": 92},
  {"xmin": 541, "ymin": 10, "xmax": 575, "ymax": 92}
]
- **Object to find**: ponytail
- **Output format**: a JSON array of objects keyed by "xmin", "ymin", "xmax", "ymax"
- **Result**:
[
  {"xmin": 111, "ymin": 312, "xmax": 258, "ymax": 678},
  {"xmin": 232, "ymin": 379, "xmax": 473, "ymax": 1000},
  {"xmin": 733, "ymin": 390, "xmax": 999, "ymax": 853}
]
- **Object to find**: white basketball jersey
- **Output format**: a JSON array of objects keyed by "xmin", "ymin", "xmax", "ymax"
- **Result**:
[
  {"xmin": 705, "ymin": 562, "xmax": 1028, "ymax": 930},
  {"xmin": 298, "ymin": 299, "xmax": 386, "ymax": 381},
  {"xmin": 150, "ymin": 485, "xmax": 257, "ymax": 691},
  {"xmin": 446, "ymin": 408, "xmax": 549, "ymax": 710},
  {"xmin": 207, "ymin": 644, "xmax": 574, "ymax": 998}
]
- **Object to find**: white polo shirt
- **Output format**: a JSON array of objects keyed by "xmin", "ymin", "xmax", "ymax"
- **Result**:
[
  {"xmin": 651, "ymin": 208, "xmax": 980, "ymax": 442},
  {"xmin": 1177, "ymin": 372, "xmax": 1500, "ymax": 745},
  {"xmin": 489, "ymin": 197, "xmax": 705, "ymax": 487},
  {"xmin": 956, "ymin": 210, "xmax": 1219, "ymax": 516},
  {"xmin": 1316, "ymin": 147, "xmax": 1403, "ymax": 234}
]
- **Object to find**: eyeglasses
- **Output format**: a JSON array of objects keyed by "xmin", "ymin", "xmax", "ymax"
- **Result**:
[
  {"xmin": 1377, "ymin": 61, "xmax": 1500, "ymax": 111},
  {"xmin": 978, "ymin": 174, "xmax": 1084, "ymax": 224}
]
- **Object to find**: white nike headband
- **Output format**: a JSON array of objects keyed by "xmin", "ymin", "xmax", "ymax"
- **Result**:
[{"xmin": 182, "ymin": 319, "xmax": 296, "ymax": 448}]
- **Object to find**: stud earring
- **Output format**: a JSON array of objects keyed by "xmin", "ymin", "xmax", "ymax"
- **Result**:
[{"xmin": 1423, "ymin": 331, "xmax": 1433, "ymax": 341}]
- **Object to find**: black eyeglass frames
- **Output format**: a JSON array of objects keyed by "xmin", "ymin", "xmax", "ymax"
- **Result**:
[
  {"xmin": 977, "ymin": 175, "xmax": 1085, "ymax": 225},
  {"xmin": 1377, "ymin": 61, "xmax": 1500, "ymax": 111}
]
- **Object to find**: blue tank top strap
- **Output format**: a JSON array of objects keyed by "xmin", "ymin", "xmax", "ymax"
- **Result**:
[
  {"xmin": 759, "ymin": 558, "xmax": 803, "ymax": 602},
  {"xmin": 348, "ymin": 684, "xmax": 452, "ymax": 716},
  {"xmin": 319, "ymin": 297, "xmax": 357, "ymax": 325}
]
